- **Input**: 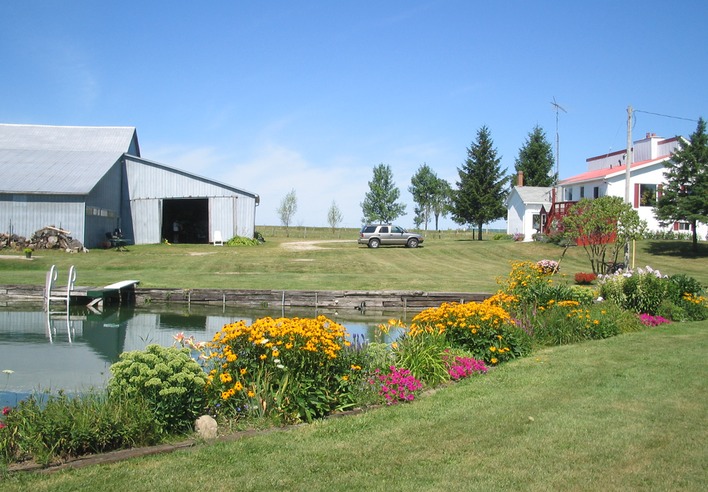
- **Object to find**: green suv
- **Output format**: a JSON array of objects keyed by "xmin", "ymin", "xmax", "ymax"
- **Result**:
[{"xmin": 358, "ymin": 224, "xmax": 424, "ymax": 248}]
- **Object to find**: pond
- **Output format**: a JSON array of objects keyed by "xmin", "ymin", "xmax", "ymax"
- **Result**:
[{"xmin": 0, "ymin": 305, "xmax": 407, "ymax": 408}]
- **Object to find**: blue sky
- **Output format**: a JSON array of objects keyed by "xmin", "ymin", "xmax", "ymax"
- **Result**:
[{"xmin": 2, "ymin": 1, "xmax": 706, "ymax": 230}]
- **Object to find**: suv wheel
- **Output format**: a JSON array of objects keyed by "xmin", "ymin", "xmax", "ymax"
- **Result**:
[
  {"xmin": 368, "ymin": 238, "xmax": 381, "ymax": 249},
  {"xmin": 406, "ymin": 238, "xmax": 419, "ymax": 248}
]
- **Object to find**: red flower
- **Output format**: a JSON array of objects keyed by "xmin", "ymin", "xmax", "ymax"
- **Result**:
[{"xmin": 2, "ymin": 406, "xmax": 10, "ymax": 416}]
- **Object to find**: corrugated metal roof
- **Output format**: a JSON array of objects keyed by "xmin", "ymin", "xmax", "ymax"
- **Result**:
[
  {"xmin": 0, "ymin": 124, "xmax": 137, "ymax": 194},
  {"xmin": 0, "ymin": 149, "xmax": 123, "ymax": 194},
  {"xmin": 0, "ymin": 124, "xmax": 137, "ymax": 153}
]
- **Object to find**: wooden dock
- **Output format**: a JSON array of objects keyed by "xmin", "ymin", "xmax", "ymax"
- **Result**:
[{"xmin": 44, "ymin": 265, "xmax": 139, "ymax": 310}]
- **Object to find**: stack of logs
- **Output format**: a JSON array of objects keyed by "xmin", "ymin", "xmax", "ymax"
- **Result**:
[{"xmin": 0, "ymin": 226, "xmax": 87, "ymax": 252}]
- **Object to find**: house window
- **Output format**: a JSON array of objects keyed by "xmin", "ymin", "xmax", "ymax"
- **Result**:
[
  {"xmin": 639, "ymin": 184, "xmax": 657, "ymax": 207},
  {"xmin": 580, "ymin": 186, "xmax": 585, "ymax": 198},
  {"xmin": 593, "ymin": 186, "xmax": 599, "ymax": 199},
  {"xmin": 677, "ymin": 222, "xmax": 691, "ymax": 231},
  {"xmin": 566, "ymin": 189, "xmax": 573, "ymax": 201}
]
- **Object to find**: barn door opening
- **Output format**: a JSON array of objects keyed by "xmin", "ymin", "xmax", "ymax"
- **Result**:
[{"xmin": 162, "ymin": 198, "xmax": 209, "ymax": 244}]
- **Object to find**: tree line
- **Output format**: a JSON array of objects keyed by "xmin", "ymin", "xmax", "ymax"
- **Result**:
[
  {"xmin": 361, "ymin": 125, "xmax": 556, "ymax": 239},
  {"xmin": 278, "ymin": 118, "xmax": 706, "ymax": 244}
]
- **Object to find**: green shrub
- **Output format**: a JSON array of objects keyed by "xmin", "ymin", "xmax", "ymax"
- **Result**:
[
  {"xmin": 656, "ymin": 300, "xmax": 688, "ymax": 322},
  {"xmin": 598, "ymin": 266, "xmax": 670, "ymax": 314},
  {"xmin": 108, "ymin": 345, "xmax": 207, "ymax": 433},
  {"xmin": 226, "ymin": 235, "xmax": 261, "ymax": 246},
  {"xmin": 0, "ymin": 390, "xmax": 159, "ymax": 465},
  {"xmin": 493, "ymin": 233, "xmax": 513, "ymax": 240}
]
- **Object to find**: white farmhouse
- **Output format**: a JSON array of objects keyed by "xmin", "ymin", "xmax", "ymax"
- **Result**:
[{"xmin": 507, "ymin": 132, "xmax": 708, "ymax": 241}]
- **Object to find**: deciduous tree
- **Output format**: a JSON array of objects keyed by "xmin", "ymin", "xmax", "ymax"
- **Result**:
[
  {"xmin": 327, "ymin": 200, "xmax": 343, "ymax": 234},
  {"xmin": 562, "ymin": 196, "xmax": 646, "ymax": 274},
  {"xmin": 361, "ymin": 163, "xmax": 406, "ymax": 224},
  {"xmin": 409, "ymin": 163, "xmax": 441, "ymax": 232},
  {"xmin": 277, "ymin": 189, "xmax": 297, "ymax": 237},
  {"xmin": 655, "ymin": 117, "xmax": 708, "ymax": 252},
  {"xmin": 452, "ymin": 126, "xmax": 508, "ymax": 240}
]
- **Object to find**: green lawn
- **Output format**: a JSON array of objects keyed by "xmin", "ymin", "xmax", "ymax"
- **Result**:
[
  {"xmin": 1, "ymin": 228, "xmax": 706, "ymax": 293},
  {"xmin": 4, "ymin": 321, "xmax": 706, "ymax": 491}
]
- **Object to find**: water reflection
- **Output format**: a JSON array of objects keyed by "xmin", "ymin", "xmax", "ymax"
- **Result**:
[{"xmin": 0, "ymin": 305, "xmax": 406, "ymax": 407}]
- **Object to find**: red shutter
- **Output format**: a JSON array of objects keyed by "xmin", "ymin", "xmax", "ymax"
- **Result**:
[
  {"xmin": 673, "ymin": 222, "xmax": 679, "ymax": 231},
  {"xmin": 633, "ymin": 183, "xmax": 640, "ymax": 208},
  {"xmin": 657, "ymin": 183, "xmax": 663, "ymax": 200}
]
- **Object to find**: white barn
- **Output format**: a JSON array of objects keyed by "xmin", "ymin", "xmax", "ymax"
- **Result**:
[{"xmin": 0, "ymin": 124, "xmax": 259, "ymax": 248}]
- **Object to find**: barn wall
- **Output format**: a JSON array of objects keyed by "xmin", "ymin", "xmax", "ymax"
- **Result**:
[
  {"xmin": 84, "ymin": 161, "xmax": 123, "ymax": 248},
  {"xmin": 0, "ymin": 194, "xmax": 85, "ymax": 242},
  {"xmin": 124, "ymin": 157, "xmax": 257, "ymax": 244}
]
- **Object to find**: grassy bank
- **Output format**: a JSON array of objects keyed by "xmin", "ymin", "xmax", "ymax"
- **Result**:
[
  {"xmin": 4, "ymin": 320, "xmax": 706, "ymax": 491},
  {"xmin": 1, "ymin": 230, "xmax": 706, "ymax": 293}
]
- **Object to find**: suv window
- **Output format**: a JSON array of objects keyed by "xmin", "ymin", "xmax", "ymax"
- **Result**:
[
  {"xmin": 379, "ymin": 226, "xmax": 389, "ymax": 233},
  {"xmin": 363, "ymin": 225, "xmax": 376, "ymax": 233},
  {"xmin": 392, "ymin": 226, "xmax": 404, "ymax": 233}
]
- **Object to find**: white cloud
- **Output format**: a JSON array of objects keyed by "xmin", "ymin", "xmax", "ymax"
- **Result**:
[{"xmin": 219, "ymin": 143, "xmax": 370, "ymax": 228}]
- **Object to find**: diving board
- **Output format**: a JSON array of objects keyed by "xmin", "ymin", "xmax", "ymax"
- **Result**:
[{"xmin": 87, "ymin": 280, "xmax": 140, "ymax": 307}]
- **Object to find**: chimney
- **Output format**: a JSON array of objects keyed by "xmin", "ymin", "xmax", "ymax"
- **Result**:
[{"xmin": 517, "ymin": 171, "xmax": 524, "ymax": 187}]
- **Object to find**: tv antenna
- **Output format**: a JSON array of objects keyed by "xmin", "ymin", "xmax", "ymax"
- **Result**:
[{"xmin": 550, "ymin": 97, "xmax": 567, "ymax": 183}]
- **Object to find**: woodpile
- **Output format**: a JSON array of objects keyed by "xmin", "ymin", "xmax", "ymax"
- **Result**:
[
  {"xmin": 0, "ymin": 226, "xmax": 87, "ymax": 252},
  {"xmin": 30, "ymin": 226, "xmax": 86, "ymax": 252},
  {"xmin": 0, "ymin": 233, "xmax": 29, "ymax": 250}
]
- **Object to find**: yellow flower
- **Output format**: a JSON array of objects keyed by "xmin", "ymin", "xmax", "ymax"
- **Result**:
[
  {"xmin": 240, "ymin": 368, "xmax": 247, "ymax": 375},
  {"xmin": 341, "ymin": 375, "xmax": 349, "ymax": 381},
  {"xmin": 247, "ymin": 390, "xmax": 255, "ymax": 398},
  {"xmin": 490, "ymin": 357, "xmax": 498, "ymax": 364},
  {"xmin": 489, "ymin": 346, "xmax": 497, "ymax": 352},
  {"xmin": 220, "ymin": 373, "xmax": 232, "ymax": 384},
  {"xmin": 272, "ymin": 349, "xmax": 280, "ymax": 357},
  {"xmin": 259, "ymin": 354, "xmax": 267, "ymax": 360},
  {"xmin": 234, "ymin": 381, "xmax": 243, "ymax": 391}
]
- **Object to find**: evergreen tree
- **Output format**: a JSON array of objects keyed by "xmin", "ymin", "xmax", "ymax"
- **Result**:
[
  {"xmin": 452, "ymin": 126, "xmax": 508, "ymax": 240},
  {"xmin": 361, "ymin": 163, "xmax": 406, "ymax": 224},
  {"xmin": 655, "ymin": 117, "xmax": 708, "ymax": 252},
  {"xmin": 514, "ymin": 125, "xmax": 556, "ymax": 187}
]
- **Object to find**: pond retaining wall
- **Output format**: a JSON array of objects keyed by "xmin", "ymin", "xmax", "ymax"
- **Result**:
[{"xmin": 0, "ymin": 284, "xmax": 490, "ymax": 310}]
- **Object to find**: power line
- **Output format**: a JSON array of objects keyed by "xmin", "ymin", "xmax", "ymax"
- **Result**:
[{"xmin": 634, "ymin": 109, "xmax": 698, "ymax": 123}]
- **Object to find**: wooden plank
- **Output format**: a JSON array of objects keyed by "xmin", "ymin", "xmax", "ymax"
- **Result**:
[{"xmin": 103, "ymin": 280, "xmax": 139, "ymax": 290}]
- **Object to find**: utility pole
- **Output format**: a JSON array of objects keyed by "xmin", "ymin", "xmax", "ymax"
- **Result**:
[{"xmin": 624, "ymin": 105, "xmax": 633, "ymax": 268}]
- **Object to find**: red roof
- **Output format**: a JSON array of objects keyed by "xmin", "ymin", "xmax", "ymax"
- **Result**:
[{"xmin": 559, "ymin": 155, "xmax": 670, "ymax": 185}]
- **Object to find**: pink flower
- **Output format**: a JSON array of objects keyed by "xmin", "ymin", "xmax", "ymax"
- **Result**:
[{"xmin": 2, "ymin": 406, "xmax": 10, "ymax": 416}]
